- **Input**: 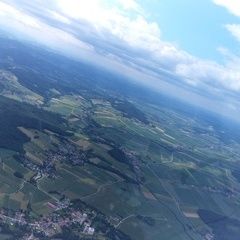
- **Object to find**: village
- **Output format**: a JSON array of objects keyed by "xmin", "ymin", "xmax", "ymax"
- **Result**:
[{"xmin": 0, "ymin": 201, "xmax": 96, "ymax": 239}]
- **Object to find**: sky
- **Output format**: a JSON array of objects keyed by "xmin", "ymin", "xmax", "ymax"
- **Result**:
[{"xmin": 1, "ymin": 0, "xmax": 240, "ymax": 120}]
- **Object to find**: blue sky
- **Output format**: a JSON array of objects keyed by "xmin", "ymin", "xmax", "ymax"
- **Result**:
[
  {"xmin": 1, "ymin": 0, "xmax": 240, "ymax": 120},
  {"xmin": 139, "ymin": 0, "xmax": 240, "ymax": 61}
]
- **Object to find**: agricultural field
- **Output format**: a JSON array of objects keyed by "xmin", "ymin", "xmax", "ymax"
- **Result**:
[{"xmin": 0, "ymin": 38, "xmax": 240, "ymax": 240}]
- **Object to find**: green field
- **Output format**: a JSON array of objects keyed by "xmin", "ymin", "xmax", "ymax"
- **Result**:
[{"xmin": 1, "ymin": 42, "xmax": 240, "ymax": 240}]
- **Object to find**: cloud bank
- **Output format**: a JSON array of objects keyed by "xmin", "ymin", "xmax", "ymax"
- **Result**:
[
  {"xmin": 1, "ymin": 0, "xmax": 240, "ymax": 119},
  {"xmin": 213, "ymin": 0, "xmax": 240, "ymax": 17}
]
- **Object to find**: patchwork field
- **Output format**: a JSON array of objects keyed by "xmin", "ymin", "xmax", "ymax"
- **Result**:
[{"xmin": 1, "ymin": 39, "xmax": 240, "ymax": 240}]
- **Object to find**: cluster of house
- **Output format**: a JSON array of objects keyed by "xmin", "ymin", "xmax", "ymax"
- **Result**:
[{"xmin": 0, "ymin": 206, "xmax": 95, "ymax": 239}]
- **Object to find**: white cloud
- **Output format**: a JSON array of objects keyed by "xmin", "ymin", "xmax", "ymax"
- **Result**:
[
  {"xmin": 0, "ymin": 2, "xmax": 40, "ymax": 28},
  {"xmin": 2, "ymin": 0, "xmax": 240, "ymax": 116},
  {"xmin": 225, "ymin": 24, "xmax": 240, "ymax": 42},
  {"xmin": 0, "ymin": 2, "xmax": 93, "ymax": 57},
  {"xmin": 176, "ymin": 58, "xmax": 240, "ymax": 91},
  {"xmin": 210, "ymin": 2, "xmax": 240, "ymax": 92},
  {"xmin": 48, "ymin": 10, "xmax": 71, "ymax": 24},
  {"xmin": 57, "ymin": 0, "xmax": 239, "ymax": 94},
  {"xmin": 117, "ymin": 0, "xmax": 141, "ymax": 11},
  {"xmin": 57, "ymin": 0, "xmax": 105, "ymax": 23},
  {"xmin": 213, "ymin": 0, "xmax": 240, "ymax": 17},
  {"xmin": 56, "ymin": 0, "xmax": 157, "ymax": 48}
]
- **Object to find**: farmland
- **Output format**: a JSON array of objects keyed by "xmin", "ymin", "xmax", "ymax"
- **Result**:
[{"xmin": 0, "ymin": 38, "xmax": 240, "ymax": 239}]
